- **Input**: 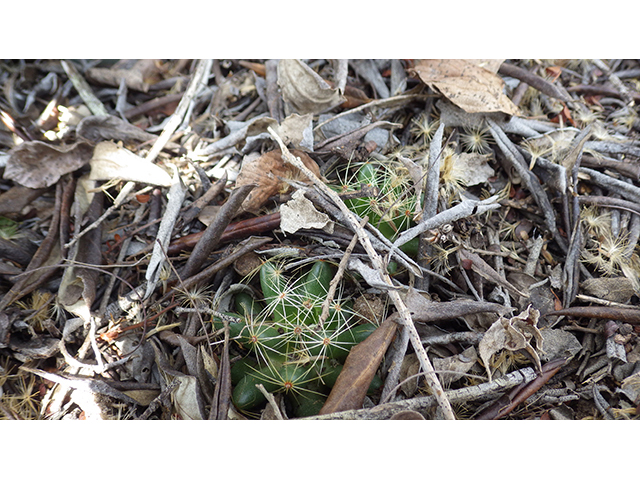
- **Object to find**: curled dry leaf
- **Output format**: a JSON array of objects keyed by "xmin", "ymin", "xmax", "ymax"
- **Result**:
[
  {"xmin": 277, "ymin": 59, "xmax": 345, "ymax": 115},
  {"xmin": 4, "ymin": 141, "xmax": 93, "ymax": 188},
  {"xmin": 89, "ymin": 141, "xmax": 172, "ymax": 186},
  {"xmin": 412, "ymin": 59, "xmax": 519, "ymax": 116},
  {"xmin": 235, "ymin": 149, "xmax": 320, "ymax": 213},
  {"xmin": 478, "ymin": 305, "xmax": 544, "ymax": 381}
]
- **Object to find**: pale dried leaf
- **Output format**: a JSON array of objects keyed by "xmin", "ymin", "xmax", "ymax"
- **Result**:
[
  {"xmin": 89, "ymin": 141, "xmax": 172, "ymax": 186},
  {"xmin": 278, "ymin": 59, "xmax": 345, "ymax": 115},
  {"xmin": 433, "ymin": 346, "xmax": 478, "ymax": 386},
  {"xmin": 451, "ymin": 153, "xmax": 495, "ymax": 187},
  {"xmin": 413, "ymin": 59, "xmax": 519, "ymax": 115},
  {"xmin": 274, "ymin": 113, "xmax": 314, "ymax": 150},
  {"xmin": 539, "ymin": 329, "xmax": 581, "ymax": 362},
  {"xmin": 171, "ymin": 374, "xmax": 205, "ymax": 420},
  {"xmin": 478, "ymin": 305, "xmax": 544, "ymax": 381},
  {"xmin": 4, "ymin": 141, "xmax": 93, "ymax": 188},
  {"xmin": 280, "ymin": 189, "xmax": 334, "ymax": 234},
  {"xmin": 582, "ymin": 277, "xmax": 636, "ymax": 304},
  {"xmin": 235, "ymin": 149, "xmax": 320, "ymax": 213}
]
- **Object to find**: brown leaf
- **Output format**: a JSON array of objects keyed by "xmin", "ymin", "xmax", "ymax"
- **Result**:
[
  {"xmin": 235, "ymin": 149, "xmax": 320, "ymax": 213},
  {"xmin": 412, "ymin": 59, "xmax": 519, "ymax": 115},
  {"xmin": 0, "ymin": 185, "xmax": 48, "ymax": 215},
  {"xmin": 4, "ymin": 141, "xmax": 93, "ymax": 189},
  {"xmin": 319, "ymin": 318, "xmax": 397, "ymax": 415}
]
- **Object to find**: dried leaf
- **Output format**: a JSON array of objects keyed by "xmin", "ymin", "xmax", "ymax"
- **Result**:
[
  {"xmin": 152, "ymin": 340, "xmax": 206, "ymax": 420},
  {"xmin": 398, "ymin": 353, "xmax": 420, "ymax": 397},
  {"xmin": 433, "ymin": 346, "xmax": 478, "ymax": 386},
  {"xmin": 171, "ymin": 374, "xmax": 205, "ymax": 420},
  {"xmin": 413, "ymin": 59, "xmax": 519, "ymax": 115},
  {"xmin": 582, "ymin": 277, "xmax": 636, "ymax": 304},
  {"xmin": 280, "ymin": 189, "xmax": 334, "ymax": 234},
  {"xmin": 450, "ymin": 153, "xmax": 495, "ymax": 187},
  {"xmin": 0, "ymin": 185, "xmax": 48, "ymax": 215},
  {"xmin": 278, "ymin": 59, "xmax": 345, "ymax": 115},
  {"xmin": 235, "ymin": 149, "xmax": 320, "ymax": 213},
  {"xmin": 619, "ymin": 370, "xmax": 640, "ymax": 404},
  {"xmin": 4, "ymin": 141, "xmax": 93, "ymax": 188},
  {"xmin": 58, "ymin": 191, "xmax": 104, "ymax": 321},
  {"xmin": 319, "ymin": 318, "xmax": 397, "ymax": 414},
  {"xmin": 539, "ymin": 329, "xmax": 581, "ymax": 363},
  {"xmin": 478, "ymin": 305, "xmax": 544, "ymax": 381},
  {"xmin": 77, "ymin": 114, "xmax": 158, "ymax": 144},
  {"xmin": 274, "ymin": 113, "xmax": 314, "ymax": 150},
  {"xmin": 89, "ymin": 141, "xmax": 172, "ymax": 186},
  {"xmin": 86, "ymin": 59, "xmax": 161, "ymax": 93}
]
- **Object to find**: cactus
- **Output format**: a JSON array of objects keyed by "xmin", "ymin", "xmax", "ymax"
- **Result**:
[
  {"xmin": 334, "ymin": 160, "xmax": 420, "ymax": 256},
  {"xmin": 215, "ymin": 258, "xmax": 381, "ymax": 417}
]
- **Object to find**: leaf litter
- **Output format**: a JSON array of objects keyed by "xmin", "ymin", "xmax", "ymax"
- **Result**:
[{"xmin": 0, "ymin": 59, "xmax": 640, "ymax": 420}]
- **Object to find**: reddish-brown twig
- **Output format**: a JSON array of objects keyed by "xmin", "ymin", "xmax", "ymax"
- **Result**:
[{"xmin": 477, "ymin": 357, "xmax": 567, "ymax": 419}]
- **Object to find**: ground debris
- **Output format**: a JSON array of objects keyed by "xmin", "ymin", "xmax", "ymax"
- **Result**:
[{"xmin": 1, "ymin": 59, "xmax": 640, "ymax": 421}]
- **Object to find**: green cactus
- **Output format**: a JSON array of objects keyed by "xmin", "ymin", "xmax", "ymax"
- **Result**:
[
  {"xmin": 215, "ymin": 258, "xmax": 381, "ymax": 416},
  {"xmin": 334, "ymin": 160, "xmax": 420, "ymax": 256}
]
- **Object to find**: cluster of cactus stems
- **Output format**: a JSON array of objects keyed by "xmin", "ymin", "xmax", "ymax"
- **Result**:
[
  {"xmin": 217, "ymin": 159, "xmax": 425, "ymax": 416},
  {"xmin": 215, "ymin": 258, "xmax": 379, "ymax": 417}
]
